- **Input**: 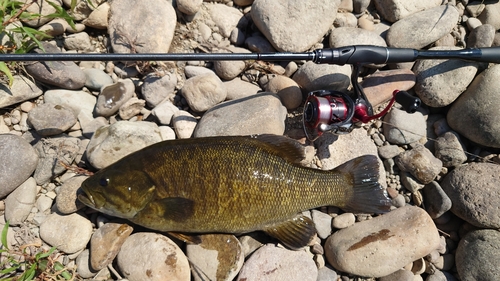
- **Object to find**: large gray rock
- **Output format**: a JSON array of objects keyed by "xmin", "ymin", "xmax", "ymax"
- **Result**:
[
  {"xmin": 0, "ymin": 134, "xmax": 39, "ymax": 198},
  {"xmin": 413, "ymin": 47, "xmax": 478, "ymax": 107},
  {"xmin": 108, "ymin": 0, "xmax": 176, "ymax": 53},
  {"xmin": 194, "ymin": 93, "xmax": 287, "ymax": 137},
  {"xmin": 325, "ymin": 206, "xmax": 440, "ymax": 277},
  {"xmin": 27, "ymin": 103, "xmax": 77, "ymax": 136},
  {"xmin": 447, "ymin": 64, "xmax": 500, "ymax": 148},
  {"xmin": 251, "ymin": 0, "xmax": 339, "ymax": 52},
  {"xmin": 25, "ymin": 42, "xmax": 86, "ymax": 89},
  {"xmin": 386, "ymin": 5, "xmax": 459, "ymax": 49},
  {"xmin": 373, "ymin": 0, "xmax": 442, "ymax": 22},
  {"xmin": 478, "ymin": 2, "xmax": 500, "ymax": 30},
  {"xmin": 441, "ymin": 162, "xmax": 500, "ymax": 228},
  {"xmin": 292, "ymin": 62, "xmax": 351, "ymax": 93},
  {"xmin": 456, "ymin": 229, "xmax": 500, "ymax": 281},
  {"xmin": 329, "ymin": 27, "xmax": 386, "ymax": 48},
  {"xmin": 40, "ymin": 212, "xmax": 93, "ymax": 254}
]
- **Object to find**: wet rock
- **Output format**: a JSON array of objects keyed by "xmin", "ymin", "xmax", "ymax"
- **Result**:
[
  {"xmin": 90, "ymin": 223, "xmax": 133, "ymax": 271},
  {"xmin": 325, "ymin": 206, "xmax": 440, "ymax": 277},
  {"xmin": 108, "ymin": 0, "xmax": 177, "ymax": 53},
  {"xmin": 40, "ymin": 212, "xmax": 93, "ymax": 254},
  {"xmin": 441, "ymin": 162, "xmax": 500, "ymax": 228},
  {"xmin": 141, "ymin": 72, "xmax": 177, "ymax": 108},
  {"xmin": 383, "ymin": 107, "xmax": 426, "ymax": 145},
  {"xmin": 413, "ymin": 47, "xmax": 478, "ymax": 107},
  {"xmin": 224, "ymin": 78, "xmax": 261, "ymax": 100},
  {"xmin": 194, "ymin": 93, "xmax": 287, "ymax": 137},
  {"xmin": 181, "ymin": 72, "xmax": 227, "ymax": 112},
  {"xmin": 186, "ymin": 234, "xmax": 244, "ymax": 281},
  {"xmin": 33, "ymin": 136, "xmax": 80, "ymax": 185},
  {"xmin": 116, "ymin": 232, "xmax": 190, "ymax": 281},
  {"xmin": 293, "ymin": 62, "xmax": 351, "ymax": 93},
  {"xmin": 395, "ymin": 144, "xmax": 442, "ymax": 184},
  {"xmin": 172, "ymin": 110, "xmax": 197, "ymax": 139},
  {"xmin": 422, "ymin": 181, "xmax": 452, "ymax": 219},
  {"xmin": 447, "ymin": 64, "xmax": 500, "ymax": 148},
  {"xmin": 83, "ymin": 68, "xmax": 114, "ymax": 91},
  {"xmin": 261, "ymin": 75, "xmax": 302, "ymax": 109},
  {"xmin": 25, "ymin": 42, "xmax": 86, "ymax": 89},
  {"xmin": 0, "ymin": 134, "xmax": 39, "ymax": 198},
  {"xmin": 434, "ymin": 131, "xmax": 467, "ymax": 167},
  {"xmin": 4, "ymin": 177, "xmax": 37, "ymax": 225},
  {"xmin": 0, "ymin": 75, "xmax": 43, "ymax": 108},
  {"xmin": 251, "ymin": 0, "xmax": 338, "ymax": 52},
  {"xmin": 361, "ymin": 69, "xmax": 416, "ymax": 107},
  {"xmin": 55, "ymin": 176, "xmax": 88, "ymax": 214},
  {"xmin": 27, "ymin": 103, "xmax": 77, "ymax": 136},
  {"xmin": 373, "ymin": 0, "xmax": 442, "ymax": 23},
  {"xmin": 386, "ymin": 5, "xmax": 460, "ymax": 49},
  {"xmin": 85, "ymin": 120, "xmax": 162, "ymax": 169},
  {"xmin": 95, "ymin": 79, "xmax": 135, "ymax": 117},
  {"xmin": 456, "ymin": 229, "xmax": 500, "ymax": 281},
  {"xmin": 237, "ymin": 243, "xmax": 318, "ymax": 281}
]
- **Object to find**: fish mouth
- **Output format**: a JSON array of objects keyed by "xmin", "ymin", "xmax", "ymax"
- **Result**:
[{"xmin": 77, "ymin": 191, "xmax": 96, "ymax": 208}]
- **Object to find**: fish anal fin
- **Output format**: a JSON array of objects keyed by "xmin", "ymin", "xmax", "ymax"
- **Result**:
[
  {"xmin": 263, "ymin": 215, "xmax": 316, "ymax": 250},
  {"xmin": 252, "ymin": 134, "xmax": 305, "ymax": 164},
  {"xmin": 154, "ymin": 197, "xmax": 195, "ymax": 222},
  {"xmin": 167, "ymin": 232, "xmax": 202, "ymax": 244}
]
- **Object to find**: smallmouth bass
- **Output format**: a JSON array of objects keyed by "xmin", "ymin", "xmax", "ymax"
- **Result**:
[{"xmin": 78, "ymin": 134, "xmax": 391, "ymax": 248}]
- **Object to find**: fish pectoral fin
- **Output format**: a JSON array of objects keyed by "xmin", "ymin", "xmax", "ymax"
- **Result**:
[
  {"xmin": 155, "ymin": 197, "xmax": 195, "ymax": 222},
  {"xmin": 252, "ymin": 134, "xmax": 306, "ymax": 164},
  {"xmin": 167, "ymin": 232, "xmax": 202, "ymax": 244},
  {"xmin": 263, "ymin": 215, "xmax": 316, "ymax": 250}
]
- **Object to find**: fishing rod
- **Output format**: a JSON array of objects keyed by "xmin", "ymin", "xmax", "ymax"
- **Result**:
[{"xmin": 2, "ymin": 45, "xmax": 499, "ymax": 140}]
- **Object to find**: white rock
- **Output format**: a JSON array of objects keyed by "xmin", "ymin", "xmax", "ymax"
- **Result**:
[
  {"xmin": 172, "ymin": 110, "xmax": 197, "ymax": 139},
  {"xmin": 40, "ymin": 212, "xmax": 93, "ymax": 254},
  {"xmin": 332, "ymin": 212, "xmax": 355, "ymax": 229}
]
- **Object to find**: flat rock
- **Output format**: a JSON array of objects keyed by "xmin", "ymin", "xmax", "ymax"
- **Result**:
[
  {"xmin": 413, "ymin": 47, "xmax": 478, "ymax": 107},
  {"xmin": 181, "ymin": 72, "xmax": 227, "ymax": 112},
  {"xmin": 455, "ymin": 229, "xmax": 500, "ymax": 281},
  {"xmin": 441, "ymin": 162, "xmax": 500, "ymax": 228},
  {"xmin": 361, "ymin": 69, "xmax": 416, "ymax": 107},
  {"xmin": 55, "ymin": 175, "xmax": 88, "ymax": 214},
  {"xmin": 251, "ymin": 0, "xmax": 338, "ymax": 52},
  {"xmin": 28, "ymin": 103, "xmax": 77, "ymax": 136},
  {"xmin": 4, "ymin": 177, "xmax": 37, "ymax": 225},
  {"xmin": 447, "ymin": 64, "xmax": 500, "ymax": 148},
  {"xmin": 24, "ymin": 42, "xmax": 86, "ymax": 89},
  {"xmin": 0, "ymin": 75, "xmax": 43, "ymax": 108},
  {"xmin": 95, "ymin": 79, "xmax": 135, "ymax": 117},
  {"xmin": 395, "ymin": 144, "xmax": 442, "ymax": 184},
  {"xmin": 0, "ymin": 134, "xmax": 38, "ymax": 198},
  {"xmin": 386, "ymin": 5, "xmax": 460, "ymax": 49},
  {"xmin": 86, "ymin": 121, "xmax": 162, "ymax": 169},
  {"xmin": 40, "ymin": 212, "xmax": 93, "ymax": 254},
  {"xmin": 292, "ymin": 62, "xmax": 351, "ymax": 93},
  {"xmin": 142, "ymin": 72, "xmax": 177, "ymax": 107},
  {"xmin": 83, "ymin": 68, "xmax": 114, "ymax": 91},
  {"xmin": 325, "ymin": 206, "xmax": 440, "ymax": 277},
  {"xmin": 116, "ymin": 232, "xmax": 190, "ymax": 281},
  {"xmin": 373, "ymin": 0, "xmax": 442, "ymax": 22},
  {"xmin": 236, "ymin": 243, "xmax": 318, "ymax": 281},
  {"xmin": 186, "ymin": 234, "xmax": 244, "ymax": 281},
  {"xmin": 383, "ymin": 107, "xmax": 426, "ymax": 145},
  {"xmin": 193, "ymin": 93, "xmax": 287, "ymax": 137},
  {"xmin": 43, "ymin": 89, "xmax": 97, "ymax": 121},
  {"xmin": 151, "ymin": 100, "xmax": 180, "ymax": 125},
  {"xmin": 90, "ymin": 223, "xmax": 133, "ymax": 271},
  {"xmin": 108, "ymin": 0, "xmax": 176, "ymax": 53}
]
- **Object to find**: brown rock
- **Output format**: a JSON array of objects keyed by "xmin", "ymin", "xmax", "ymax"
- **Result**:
[
  {"xmin": 90, "ymin": 223, "xmax": 133, "ymax": 270},
  {"xmin": 361, "ymin": 69, "xmax": 416, "ymax": 107}
]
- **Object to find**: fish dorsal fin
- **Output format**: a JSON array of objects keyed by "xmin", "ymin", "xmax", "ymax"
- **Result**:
[
  {"xmin": 263, "ymin": 215, "xmax": 316, "ymax": 250},
  {"xmin": 252, "ymin": 134, "xmax": 306, "ymax": 164},
  {"xmin": 154, "ymin": 197, "xmax": 196, "ymax": 222}
]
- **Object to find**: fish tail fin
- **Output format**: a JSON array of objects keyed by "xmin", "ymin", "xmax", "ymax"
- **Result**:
[{"xmin": 335, "ymin": 155, "xmax": 392, "ymax": 214}]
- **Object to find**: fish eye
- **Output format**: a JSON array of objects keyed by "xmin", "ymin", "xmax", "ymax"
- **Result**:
[{"xmin": 99, "ymin": 177, "xmax": 109, "ymax": 187}]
